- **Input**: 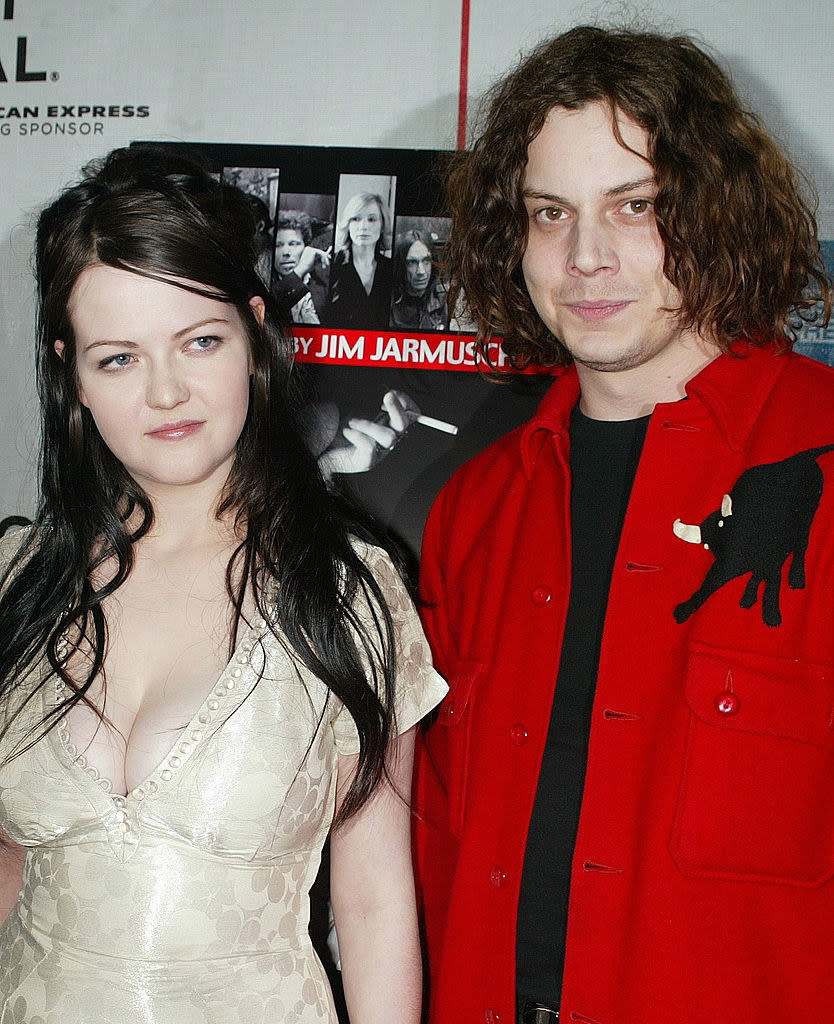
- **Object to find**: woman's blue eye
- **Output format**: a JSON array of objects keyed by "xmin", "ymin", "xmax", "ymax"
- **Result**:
[
  {"xmin": 99, "ymin": 353, "xmax": 133, "ymax": 369},
  {"xmin": 191, "ymin": 336, "xmax": 220, "ymax": 350}
]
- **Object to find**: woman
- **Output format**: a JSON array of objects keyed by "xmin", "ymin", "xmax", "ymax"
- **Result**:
[
  {"xmin": 327, "ymin": 193, "xmax": 393, "ymax": 329},
  {"xmin": 0, "ymin": 147, "xmax": 446, "ymax": 1024}
]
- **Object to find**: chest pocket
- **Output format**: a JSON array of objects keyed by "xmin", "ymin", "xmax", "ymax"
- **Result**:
[
  {"xmin": 671, "ymin": 642, "xmax": 834, "ymax": 886},
  {"xmin": 431, "ymin": 658, "xmax": 480, "ymax": 838}
]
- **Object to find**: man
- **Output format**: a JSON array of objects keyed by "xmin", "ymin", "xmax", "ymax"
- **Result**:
[
  {"xmin": 413, "ymin": 25, "xmax": 833, "ymax": 1024},
  {"xmin": 270, "ymin": 210, "xmax": 330, "ymax": 324},
  {"xmin": 390, "ymin": 229, "xmax": 450, "ymax": 330}
]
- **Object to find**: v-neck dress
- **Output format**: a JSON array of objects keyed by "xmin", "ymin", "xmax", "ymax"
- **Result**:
[{"xmin": 0, "ymin": 536, "xmax": 447, "ymax": 1024}]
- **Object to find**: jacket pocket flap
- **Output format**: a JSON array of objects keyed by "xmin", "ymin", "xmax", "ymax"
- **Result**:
[{"xmin": 685, "ymin": 642, "xmax": 834, "ymax": 750}]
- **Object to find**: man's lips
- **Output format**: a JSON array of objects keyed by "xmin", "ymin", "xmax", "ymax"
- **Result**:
[
  {"xmin": 565, "ymin": 300, "xmax": 632, "ymax": 321},
  {"xmin": 146, "ymin": 420, "xmax": 204, "ymax": 440}
]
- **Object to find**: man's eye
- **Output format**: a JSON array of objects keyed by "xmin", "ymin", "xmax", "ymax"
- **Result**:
[
  {"xmin": 537, "ymin": 206, "xmax": 566, "ymax": 222},
  {"xmin": 623, "ymin": 198, "xmax": 652, "ymax": 214}
]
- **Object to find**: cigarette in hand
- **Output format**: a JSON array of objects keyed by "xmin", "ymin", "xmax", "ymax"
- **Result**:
[{"xmin": 416, "ymin": 414, "xmax": 458, "ymax": 435}]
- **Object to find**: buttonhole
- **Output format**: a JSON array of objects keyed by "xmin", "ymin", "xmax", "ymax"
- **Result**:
[
  {"xmin": 583, "ymin": 862, "xmax": 624, "ymax": 873},
  {"xmin": 603, "ymin": 709, "xmax": 642, "ymax": 721},
  {"xmin": 625, "ymin": 562, "xmax": 662, "ymax": 572},
  {"xmin": 661, "ymin": 421, "xmax": 702, "ymax": 432}
]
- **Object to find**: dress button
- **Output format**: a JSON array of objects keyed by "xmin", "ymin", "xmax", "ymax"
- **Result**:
[
  {"xmin": 489, "ymin": 866, "xmax": 507, "ymax": 889},
  {"xmin": 715, "ymin": 691, "xmax": 740, "ymax": 715},
  {"xmin": 160, "ymin": 769, "xmax": 173, "ymax": 781},
  {"xmin": 484, "ymin": 1010, "xmax": 500, "ymax": 1023},
  {"xmin": 531, "ymin": 586, "xmax": 552, "ymax": 605},
  {"xmin": 509, "ymin": 723, "xmax": 529, "ymax": 746},
  {"xmin": 118, "ymin": 821, "xmax": 129, "ymax": 834}
]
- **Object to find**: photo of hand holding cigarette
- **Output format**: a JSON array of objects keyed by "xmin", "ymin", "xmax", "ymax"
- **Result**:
[{"xmin": 305, "ymin": 390, "xmax": 458, "ymax": 478}]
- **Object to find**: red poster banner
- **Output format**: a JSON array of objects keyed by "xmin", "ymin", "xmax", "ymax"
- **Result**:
[{"xmin": 290, "ymin": 327, "xmax": 525, "ymax": 372}]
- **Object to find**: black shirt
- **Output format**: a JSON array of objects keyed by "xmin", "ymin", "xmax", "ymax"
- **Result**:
[{"xmin": 515, "ymin": 404, "xmax": 650, "ymax": 1009}]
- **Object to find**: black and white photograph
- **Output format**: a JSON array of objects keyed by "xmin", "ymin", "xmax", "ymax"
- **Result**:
[
  {"xmin": 327, "ymin": 173, "xmax": 397, "ymax": 329},
  {"xmin": 222, "ymin": 165, "xmax": 280, "ymax": 285},
  {"xmin": 389, "ymin": 216, "xmax": 452, "ymax": 331},
  {"xmin": 272, "ymin": 192, "xmax": 335, "ymax": 324}
]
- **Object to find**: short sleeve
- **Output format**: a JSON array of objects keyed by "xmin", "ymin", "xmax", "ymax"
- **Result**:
[
  {"xmin": 331, "ymin": 545, "xmax": 448, "ymax": 756},
  {"xmin": 0, "ymin": 525, "xmax": 33, "ymax": 583}
]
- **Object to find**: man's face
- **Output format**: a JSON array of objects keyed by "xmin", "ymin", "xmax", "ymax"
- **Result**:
[
  {"xmin": 404, "ymin": 240, "xmax": 432, "ymax": 296},
  {"xmin": 521, "ymin": 102, "xmax": 704, "ymax": 385},
  {"xmin": 275, "ymin": 228, "xmax": 305, "ymax": 276}
]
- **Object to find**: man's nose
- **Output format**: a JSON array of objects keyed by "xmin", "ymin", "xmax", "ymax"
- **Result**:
[{"xmin": 566, "ymin": 215, "xmax": 619, "ymax": 276}]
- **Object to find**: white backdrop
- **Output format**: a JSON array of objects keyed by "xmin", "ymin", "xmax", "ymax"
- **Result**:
[{"xmin": 1, "ymin": 0, "xmax": 832, "ymax": 515}]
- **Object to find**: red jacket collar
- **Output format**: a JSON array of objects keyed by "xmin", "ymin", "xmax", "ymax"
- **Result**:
[{"xmin": 519, "ymin": 341, "xmax": 793, "ymax": 478}]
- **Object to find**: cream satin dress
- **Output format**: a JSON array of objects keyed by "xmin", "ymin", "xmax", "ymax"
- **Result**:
[{"xmin": 0, "ymin": 539, "xmax": 446, "ymax": 1024}]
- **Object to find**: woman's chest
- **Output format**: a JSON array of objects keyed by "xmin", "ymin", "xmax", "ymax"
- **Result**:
[
  {"xmin": 65, "ymin": 580, "xmax": 241, "ymax": 794},
  {"xmin": 0, "ymin": 640, "xmax": 342, "ymax": 860}
]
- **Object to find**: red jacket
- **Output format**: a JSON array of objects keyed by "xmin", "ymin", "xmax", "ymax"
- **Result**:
[{"xmin": 414, "ymin": 344, "xmax": 834, "ymax": 1024}]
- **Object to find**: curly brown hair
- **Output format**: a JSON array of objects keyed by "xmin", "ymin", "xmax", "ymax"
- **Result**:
[{"xmin": 447, "ymin": 25, "xmax": 831, "ymax": 368}]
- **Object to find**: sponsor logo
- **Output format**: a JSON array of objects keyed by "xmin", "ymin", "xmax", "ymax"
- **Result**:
[
  {"xmin": 1, "ymin": 3, "xmax": 151, "ymax": 137},
  {"xmin": 1, "ymin": 0, "xmax": 47, "ymax": 82}
]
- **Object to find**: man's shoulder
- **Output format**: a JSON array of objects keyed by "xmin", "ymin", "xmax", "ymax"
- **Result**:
[
  {"xmin": 759, "ymin": 347, "xmax": 834, "ymax": 418},
  {"xmin": 780, "ymin": 347, "xmax": 834, "ymax": 389},
  {"xmin": 438, "ymin": 422, "xmax": 529, "ymax": 500}
]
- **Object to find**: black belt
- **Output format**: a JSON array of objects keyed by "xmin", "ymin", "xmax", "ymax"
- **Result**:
[{"xmin": 520, "ymin": 1002, "xmax": 559, "ymax": 1024}]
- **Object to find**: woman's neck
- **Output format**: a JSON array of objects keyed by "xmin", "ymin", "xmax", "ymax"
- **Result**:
[
  {"xmin": 351, "ymin": 243, "xmax": 377, "ymax": 268},
  {"xmin": 132, "ymin": 477, "xmax": 241, "ymax": 559}
]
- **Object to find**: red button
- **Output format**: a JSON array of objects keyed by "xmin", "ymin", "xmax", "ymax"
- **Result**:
[
  {"xmin": 509, "ymin": 723, "xmax": 529, "ymax": 746},
  {"xmin": 715, "ymin": 691, "xmax": 740, "ymax": 715},
  {"xmin": 531, "ymin": 586, "xmax": 552, "ymax": 605},
  {"xmin": 489, "ymin": 866, "xmax": 507, "ymax": 888},
  {"xmin": 484, "ymin": 1011, "xmax": 500, "ymax": 1024}
]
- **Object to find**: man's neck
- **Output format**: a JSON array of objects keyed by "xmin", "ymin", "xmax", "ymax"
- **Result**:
[{"xmin": 576, "ymin": 335, "xmax": 720, "ymax": 421}]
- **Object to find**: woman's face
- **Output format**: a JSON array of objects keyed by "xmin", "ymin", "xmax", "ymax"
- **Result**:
[
  {"xmin": 348, "ymin": 201, "xmax": 383, "ymax": 249},
  {"xmin": 404, "ymin": 240, "xmax": 432, "ymax": 296},
  {"xmin": 63, "ymin": 264, "xmax": 258, "ymax": 500}
]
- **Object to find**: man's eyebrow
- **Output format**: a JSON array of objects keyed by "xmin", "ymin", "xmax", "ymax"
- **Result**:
[
  {"xmin": 522, "ymin": 177, "xmax": 657, "ymax": 203},
  {"xmin": 83, "ymin": 318, "xmax": 230, "ymax": 352},
  {"xmin": 605, "ymin": 177, "xmax": 656, "ymax": 198}
]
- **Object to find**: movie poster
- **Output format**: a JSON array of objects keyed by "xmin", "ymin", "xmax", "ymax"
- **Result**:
[{"xmin": 147, "ymin": 142, "xmax": 554, "ymax": 570}]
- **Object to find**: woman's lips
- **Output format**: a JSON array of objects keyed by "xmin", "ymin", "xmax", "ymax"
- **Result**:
[
  {"xmin": 146, "ymin": 420, "xmax": 204, "ymax": 441},
  {"xmin": 566, "ymin": 300, "xmax": 632, "ymax": 321}
]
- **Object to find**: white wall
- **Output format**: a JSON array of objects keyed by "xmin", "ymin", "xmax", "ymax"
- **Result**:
[{"xmin": 1, "ymin": 0, "xmax": 831, "ymax": 514}]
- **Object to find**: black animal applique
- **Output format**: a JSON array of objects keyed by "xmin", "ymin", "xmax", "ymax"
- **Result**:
[{"xmin": 672, "ymin": 444, "xmax": 834, "ymax": 627}]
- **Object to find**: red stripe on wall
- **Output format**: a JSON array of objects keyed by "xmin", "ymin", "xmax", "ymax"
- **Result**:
[{"xmin": 457, "ymin": 0, "xmax": 471, "ymax": 149}]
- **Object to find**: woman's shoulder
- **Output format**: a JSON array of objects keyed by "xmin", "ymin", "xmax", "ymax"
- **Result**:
[{"xmin": 0, "ymin": 523, "xmax": 36, "ymax": 578}]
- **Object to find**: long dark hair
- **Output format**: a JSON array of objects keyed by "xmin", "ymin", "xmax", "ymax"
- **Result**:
[
  {"xmin": 0, "ymin": 146, "xmax": 397, "ymax": 823},
  {"xmin": 447, "ymin": 25, "xmax": 831, "ymax": 367}
]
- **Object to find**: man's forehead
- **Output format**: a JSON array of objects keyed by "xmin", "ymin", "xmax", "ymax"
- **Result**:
[{"xmin": 523, "ymin": 101, "xmax": 654, "ymax": 189}]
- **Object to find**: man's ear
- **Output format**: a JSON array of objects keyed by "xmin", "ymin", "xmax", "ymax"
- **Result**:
[
  {"xmin": 249, "ymin": 295, "xmax": 266, "ymax": 326},
  {"xmin": 54, "ymin": 339, "xmax": 88, "ymax": 407}
]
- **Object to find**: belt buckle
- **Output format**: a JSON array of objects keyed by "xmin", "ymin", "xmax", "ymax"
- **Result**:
[{"xmin": 521, "ymin": 1002, "xmax": 559, "ymax": 1024}]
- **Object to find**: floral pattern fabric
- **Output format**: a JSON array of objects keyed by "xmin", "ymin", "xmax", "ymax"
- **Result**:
[{"xmin": 0, "ymin": 539, "xmax": 446, "ymax": 1024}]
